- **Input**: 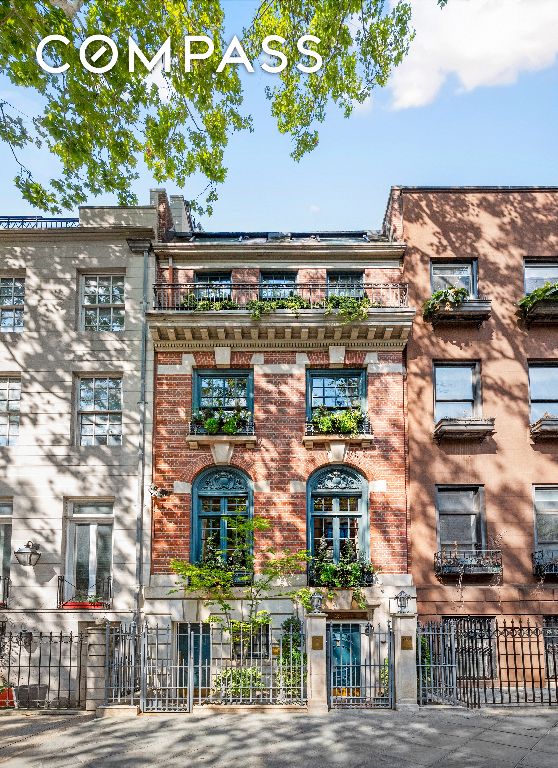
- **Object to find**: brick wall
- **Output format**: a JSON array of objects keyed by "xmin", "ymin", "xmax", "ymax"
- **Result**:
[{"xmin": 151, "ymin": 349, "xmax": 408, "ymax": 575}]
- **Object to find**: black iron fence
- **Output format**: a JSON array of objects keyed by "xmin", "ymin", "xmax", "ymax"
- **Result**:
[
  {"xmin": 0, "ymin": 630, "xmax": 85, "ymax": 709},
  {"xmin": 57, "ymin": 576, "xmax": 112, "ymax": 608},
  {"xmin": 418, "ymin": 618, "xmax": 558, "ymax": 708},
  {"xmin": 105, "ymin": 621, "xmax": 306, "ymax": 712},
  {"xmin": 0, "ymin": 216, "xmax": 79, "ymax": 229},
  {"xmin": 153, "ymin": 282, "xmax": 409, "ymax": 311},
  {"xmin": 188, "ymin": 418, "xmax": 255, "ymax": 437},
  {"xmin": 533, "ymin": 549, "xmax": 558, "ymax": 579},
  {"xmin": 305, "ymin": 416, "xmax": 373, "ymax": 437}
]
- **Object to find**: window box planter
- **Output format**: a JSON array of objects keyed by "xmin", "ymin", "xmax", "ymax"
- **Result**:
[
  {"xmin": 428, "ymin": 298, "xmax": 492, "ymax": 327},
  {"xmin": 530, "ymin": 416, "xmax": 558, "ymax": 440},
  {"xmin": 434, "ymin": 417, "xmax": 495, "ymax": 442},
  {"xmin": 434, "ymin": 549, "xmax": 502, "ymax": 578},
  {"xmin": 61, "ymin": 600, "xmax": 107, "ymax": 609},
  {"xmin": 532, "ymin": 550, "xmax": 558, "ymax": 579},
  {"xmin": 522, "ymin": 300, "xmax": 558, "ymax": 324},
  {"xmin": 0, "ymin": 687, "xmax": 16, "ymax": 708}
]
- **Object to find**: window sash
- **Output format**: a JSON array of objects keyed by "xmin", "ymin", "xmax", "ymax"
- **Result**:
[
  {"xmin": 194, "ymin": 272, "xmax": 232, "ymax": 300},
  {"xmin": 0, "ymin": 278, "xmax": 25, "ymax": 332},
  {"xmin": 259, "ymin": 272, "xmax": 297, "ymax": 299},
  {"xmin": 437, "ymin": 488, "xmax": 483, "ymax": 550},
  {"xmin": 529, "ymin": 366, "xmax": 558, "ymax": 421},
  {"xmin": 434, "ymin": 364, "xmax": 477, "ymax": 420},
  {"xmin": 431, "ymin": 263, "xmax": 475, "ymax": 296},
  {"xmin": 311, "ymin": 495, "xmax": 361, "ymax": 563},
  {"xmin": 78, "ymin": 377, "xmax": 122, "ymax": 446},
  {"xmin": 195, "ymin": 371, "xmax": 252, "ymax": 413},
  {"xmin": 69, "ymin": 521, "xmax": 112, "ymax": 598},
  {"xmin": 307, "ymin": 371, "xmax": 365, "ymax": 414},
  {"xmin": 0, "ymin": 377, "xmax": 20, "ymax": 446},
  {"xmin": 535, "ymin": 488, "xmax": 558, "ymax": 547},
  {"xmin": 0, "ymin": 523, "xmax": 12, "ymax": 578},
  {"xmin": 525, "ymin": 264, "xmax": 558, "ymax": 294},
  {"xmin": 82, "ymin": 275, "xmax": 125, "ymax": 332},
  {"xmin": 197, "ymin": 495, "xmax": 248, "ymax": 563},
  {"xmin": 326, "ymin": 272, "xmax": 364, "ymax": 298}
]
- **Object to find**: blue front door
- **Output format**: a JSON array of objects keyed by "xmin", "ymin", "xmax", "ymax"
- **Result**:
[
  {"xmin": 329, "ymin": 623, "xmax": 362, "ymax": 694},
  {"xmin": 177, "ymin": 623, "xmax": 211, "ymax": 690}
]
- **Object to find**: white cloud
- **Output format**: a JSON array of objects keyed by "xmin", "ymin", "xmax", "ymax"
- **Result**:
[
  {"xmin": 309, "ymin": 204, "xmax": 320, "ymax": 214},
  {"xmin": 390, "ymin": 0, "xmax": 558, "ymax": 109}
]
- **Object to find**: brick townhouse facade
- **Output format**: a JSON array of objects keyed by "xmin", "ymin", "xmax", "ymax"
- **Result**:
[
  {"xmin": 385, "ymin": 186, "xmax": 558, "ymax": 632},
  {"xmin": 143, "ymin": 227, "xmax": 416, "ymax": 629}
]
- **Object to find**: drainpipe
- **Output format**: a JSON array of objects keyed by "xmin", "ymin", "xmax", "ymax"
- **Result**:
[{"xmin": 128, "ymin": 239, "xmax": 152, "ymax": 624}]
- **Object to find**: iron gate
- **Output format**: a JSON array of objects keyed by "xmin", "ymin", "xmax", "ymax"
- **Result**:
[
  {"xmin": 327, "ymin": 622, "xmax": 394, "ymax": 708},
  {"xmin": 418, "ymin": 618, "xmax": 558, "ymax": 707},
  {"xmin": 0, "ymin": 630, "xmax": 85, "ymax": 709},
  {"xmin": 106, "ymin": 620, "xmax": 306, "ymax": 712}
]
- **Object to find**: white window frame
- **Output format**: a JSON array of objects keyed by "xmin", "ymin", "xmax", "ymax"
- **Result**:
[
  {"xmin": 77, "ymin": 376, "xmax": 123, "ymax": 447},
  {"xmin": 0, "ymin": 500, "xmax": 13, "ymax": 585},
  {"xmin": 524, "ymin": 263, "xmax": 558, "ymax": 294},
  {"xmin": 80, "ymin": 273, "xmax": 125, "ymax": 332},
  {"xmin": 65, "ymin": 501, "xmax": 114, "ymax": 601},
  {"xmin": 0, "ymin": 376, "xmax": 21, "ymax": 447},
  {"xmin": 0, "ymin": 276, "xmax": 25, "ymax": 333}
]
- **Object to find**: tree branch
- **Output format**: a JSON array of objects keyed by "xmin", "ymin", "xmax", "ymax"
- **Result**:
[{"xmin": 47, "ymin": 0, "xmax": 86, "ymax": 18}]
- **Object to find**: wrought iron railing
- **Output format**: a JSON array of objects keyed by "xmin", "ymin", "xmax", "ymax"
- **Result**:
[
  {"xmin": 0, "ymin": 575, "xmax": 10, "ymax": 607},
  {"xmin": 434, "ymin": 549, "xmax": 502, "ymax": 577},
  {"xmin": 533, "ymin": 549, "xmax": 558, "ymax": 578},
  {"xmin": 57, "ymin": 575, "xmax": 112, "ymax": 608},
  {"xmin": 188, "ymin": 418, "xmax": 255, "ymax": 437},
  {"xmin": 153, "ymin": 282, "xmax": 409, "ymax": 311},
  {"xmin": 0, "ymin": 216, "xmax": 79, "ymax": 229},
  {"xmin": 0, "ymin": 629, "xmax": 85, "ymax": 709},
  {"xmin": 305, "ymin": 416, "xmax": 373, "ymax": 437}
]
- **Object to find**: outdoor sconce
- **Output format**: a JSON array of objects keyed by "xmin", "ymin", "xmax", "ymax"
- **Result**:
[
  {"xmin": 364, "ymin": 622, "xmax": 373, "ymax": 637},
  {"xmin": 395, "ymin": 590, "xmax": 412, "ymax": 614},
  {"xmin": 309, "ymin": 591, "xmax": 324, "ymax": 614},
  {"xmin": 14, "ymin": 541, "xmax": 41, "ymax": 567},
  {"xmin": 149, "ymin": 483, "xmax": 171, "ymax": 498}
]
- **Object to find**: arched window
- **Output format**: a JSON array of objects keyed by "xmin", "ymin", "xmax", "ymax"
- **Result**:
[
  {"xmin": 192, "ymin": 467, "xmax": 252, "ymax": 563},
  {"xmin": 307, "ymin": 466, "xmax": 368, "ymax": 563}
]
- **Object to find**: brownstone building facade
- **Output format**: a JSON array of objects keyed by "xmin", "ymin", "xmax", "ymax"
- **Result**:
[
  {"xmin": 387, "ymin": 186, "xmax": 558, "ymax": 625},
  {"xmin": 143, "ymin": 227, "xmax": 415, "ymax": 626}
]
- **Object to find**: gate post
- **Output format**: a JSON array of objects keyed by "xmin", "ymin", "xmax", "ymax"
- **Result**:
[
  {"xmin": 392, "ymin": 612, "xmax": 419, "ymax": 711},
  {"xmin": 306, "ymin": 612, "xmax": 328, "ymax": 714},
  {"xmin": 85, "ymin": 624, "xmax": 108, "ymax": 712}
]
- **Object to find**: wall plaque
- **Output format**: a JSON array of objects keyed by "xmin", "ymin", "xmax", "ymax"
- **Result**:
[
  {"xmin": 401, "ymin": 635, "xmax": 413, "ymax": 650},
  {"xmin": 311, "ymin": 636, "xmax": 324, "ymax": 651}
]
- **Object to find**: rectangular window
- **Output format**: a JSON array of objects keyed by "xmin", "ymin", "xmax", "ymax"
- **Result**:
[
  {"xmin": 307, "ymin": 370, "xmax": 365, "ymax": 415},
  {"xmin": 312, "ymin": 496, "xmax": 360, "ymax": 562},
  {"xmin": 194, "ymin": 371, "xmax": 252, "ymax": 414},
  {"xmin": 534, "ymin": 487, "xmax": 558, "ymax": 551},
  {"xmin": 434, "ymin": 363, "xmax": 478, "ymax": 421},
  {"xmin": 195, "ymin": 272, "xmax": 232, "ymax": 300},
  {"xmin": 431, "ymin": 262, "xmax": 475, "ymax": 296},
  {"xmin": 199, "ymin": 496, "xmax": 248, "ymax": 563},
  {"xmin": 0, "ymin": 377, "xmax": 20, "ymax": 446},
  {"xmin": 437, "ymin": 487, "xmax": 483, "ymax": 551},
  {"xmin": 529, "ymin": 365, "xmax": 558, "ymax": 422},
  {"xmin": 78, "ymin": 377, "xmax": 122, "ymax": 446},
  {"xmin": 0, "ymin": 503, "xmax": 12, "ymax": 598},
  {"xmin": 260, "ymin": 271, "xmax": 297, "ymax": 300},
  {"xmin": 66, "ymin": 502, "xmax": 113, "ymax": 601},
  {"xmin": 81, "ymin": 274, "xmax": 125, "ymax": 332},
  {"xmin": 0, "ymin": 277, "xmax": 25, "ymax": 332},
  {"xmin": 525, "ymin": 263, "xmax": 558, "ymax": 294},
  {"xmin": 326, "ymin": 271, "xmax": 364, "ymax": 298}
]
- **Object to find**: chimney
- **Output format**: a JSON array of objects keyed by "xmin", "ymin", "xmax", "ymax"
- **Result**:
[
  {"xmin": 149, "ymin": 188, "xmax": 174, "ymax": 242},
  {"xmin": 169, "ymin": 195, "xmax": 194, "ymax": 233}
]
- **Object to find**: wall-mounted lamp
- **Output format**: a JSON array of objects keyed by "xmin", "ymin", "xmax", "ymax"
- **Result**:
[
  {"xmin": 14, "ymin": 541, "xmax": 41, "ymax": 567},
  {"xmin": 395, "ymin": 590, "xmax": 412, "ymax": 614},
  {"xmin": 309, "ymin": 591, "xmax": 324, "ymax": 614},
  {"xmin": 149, "ymin": 483, "xmax": 171, "ymax": 499}
]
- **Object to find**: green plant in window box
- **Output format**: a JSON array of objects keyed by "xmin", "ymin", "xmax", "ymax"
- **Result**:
[
  {"xmin": 422, "ymin": 287, "xmax": 469, "ymax": 321},
  {"xmin": 191, "ymin": 408, "xmax": 251, "ymax": 436},
  {"xmin": 311, "ymin": 406, "xmax": 364, "ymax": 436},
  {"xmin": 180, "ymin": 295, "xmax": 240, "ymax": 312},
  {"xmin": 246, "ymin": 296, "xmax": 312, "ymax": 320},
  {"xmin": 323, "ymin": 295, "xmax": 375, "ymax": 323},
  {"xmin": 518, "ymin": 281, "xmax": 558, "ymax": 319},
  {"xmin": 310, "ymin": 538, "xmax": 379, "ymax": 609}
]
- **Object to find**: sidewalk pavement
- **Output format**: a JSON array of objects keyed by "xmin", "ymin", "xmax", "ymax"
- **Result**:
[{"xmin": 1, "ymin": 707, "xmax": 558, "ymax": 767}]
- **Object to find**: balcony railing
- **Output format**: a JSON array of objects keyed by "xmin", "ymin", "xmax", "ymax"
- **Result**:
[
  {"xmin": 188, "ymin": 419, "xmax": 255, "ymax": 437},
  {"xmin": 153, "ymin": 282, "xmax": 409, "ymax": 312},
  {"xmin": 0, "ymin": 216, "xmax": 79, "ymax": 229},
  {"xmin": 57, "ymin": 576, "xmax": 112, "ymax": 608},
  {"xmin": 305, "ymin": 416, "xmax": 373, "ymax": 437},
  {"xmin": 434, "ymin": 549, "xmax": 503, "ymax": 578},
  {"xmin": 532, "ymin": 549, "xmax": 558, "ymax": 579},
  {"xmin": 0, "ymin": 576, "xmax": 10, "ymax": 608}
]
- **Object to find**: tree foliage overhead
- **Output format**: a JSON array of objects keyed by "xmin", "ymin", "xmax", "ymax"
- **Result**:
[{"xmin": 0, "ymin": 1, "xmax": 448, "ymax": 214}]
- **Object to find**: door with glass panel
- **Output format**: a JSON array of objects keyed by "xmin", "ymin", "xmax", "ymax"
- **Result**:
[
  {"xmin": 65, "ymin": 503, "xmax": 113, "ymax": 605},
  {"xmin": 0, "ymin": 502, "xmax": 12, "ymax": 607}
]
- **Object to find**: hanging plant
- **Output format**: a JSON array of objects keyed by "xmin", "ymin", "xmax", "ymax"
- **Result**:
[
  {"xmin": 323, "ymin": 295, "xmax": 373, "ymax": 323},
  {"xmin": 422, "ymin": 287, "xmax": 469, "ymax": 321}
]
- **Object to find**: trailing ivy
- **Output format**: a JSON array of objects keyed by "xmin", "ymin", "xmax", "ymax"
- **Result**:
[
  {"xmin": 311, "ymin": 406, "xmax": 364, "ymax": 435},
  {"xmin": 323, "ymin": 295, "xmax": 373, "ymax": 323},
  {"xmin": 181, "ymin": 294, "xmax": 239, "ymax": 312},
  {"xmin": 245, "ymin": 296, "xmax": 312, "ymax": 320},
  {"xmin": 422, "ymin": 287, "xmax": 469, "ymax": 321},
  {"xmin": 518, "ymin": 281, "xmax": 558, "ymax": 319}
]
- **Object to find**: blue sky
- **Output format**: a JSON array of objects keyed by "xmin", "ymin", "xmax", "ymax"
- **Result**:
[{"xmin": 1, "ymin": 0, "xmax": 557, "ymax": 231}]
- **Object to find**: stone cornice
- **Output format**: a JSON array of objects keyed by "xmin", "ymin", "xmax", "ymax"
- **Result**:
[{"xmin": 0, "ymin": 226, "xmax": 155, "ymax": 244}]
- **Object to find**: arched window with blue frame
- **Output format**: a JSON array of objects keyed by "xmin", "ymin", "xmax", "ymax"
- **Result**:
[
  {"xmin": 192, "ymin": 467, "xmax": 253, "ymax": 564},
  {"xmin": 307, "ymin": 466, "xmax": 368, "ymax": 562}
]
